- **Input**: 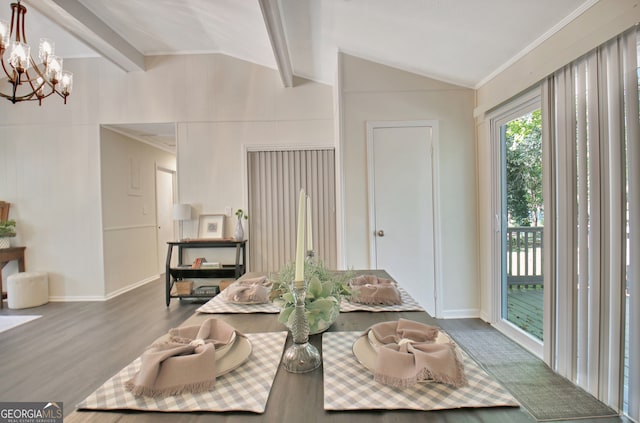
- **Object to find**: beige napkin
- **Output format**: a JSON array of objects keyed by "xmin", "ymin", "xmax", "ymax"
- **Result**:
[
  {"xmin": 125, "ymin": 318, "xmax": 237, "ymax": 397},
  {"xmin": 349, "ymin": 274, "xmax": 402, "ymax": 305},
  {"xmin": 365, "ymin": 319, "xmax": 467, "ymax": 388},
  {"xmin": 223, "ymin": 276, "xmax": 271, "ymax": 304}
]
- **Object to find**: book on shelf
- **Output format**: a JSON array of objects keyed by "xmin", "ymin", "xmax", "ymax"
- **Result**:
[
  {"xmin": 192, "ymin": 257, "xmax": 205, "ymax": 269},
  {"xmin": 193, "ymin": 285, "xmax": 220, "ymax": 296}
]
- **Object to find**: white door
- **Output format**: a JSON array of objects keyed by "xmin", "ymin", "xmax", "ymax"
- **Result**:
[
  {"xmin": 156, "ymin": 167, "xmax": 175, "ymax": 273},
  {"xmin": 368, "ymin": 121, "xmax": 438, "ymax": 314}
]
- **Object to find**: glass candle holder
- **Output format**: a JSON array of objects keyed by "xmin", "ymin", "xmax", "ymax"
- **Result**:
[{"xmin": 281, "ymin": 279, "xmax": 321, "ymax": 373}]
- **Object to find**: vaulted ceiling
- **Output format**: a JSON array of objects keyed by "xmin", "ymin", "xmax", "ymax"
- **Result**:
[
  {"xmin": 11, "ymin": 0, "xmax": 594, "ymax": 151},
  {"xmin": 19, "ymin": 0, "xmax": 593, "ymax": 89}
]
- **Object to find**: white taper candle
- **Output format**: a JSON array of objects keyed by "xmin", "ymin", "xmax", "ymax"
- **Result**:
[
  {"xmin": 295, "ymin": 188, "xmax": 306, "ymax": 285},
  {"xmin": 306, "ymin": 195, "xmax": 313, "ymax": 252}
]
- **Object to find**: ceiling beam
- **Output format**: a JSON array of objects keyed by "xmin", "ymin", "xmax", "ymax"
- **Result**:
[
  {"xmin": 258, "ymin": 0, "xmax": 293, "ymax": 88},
  {"xmin": 24, "ymin": 0, "xmax": 145, "ymax": 72}
]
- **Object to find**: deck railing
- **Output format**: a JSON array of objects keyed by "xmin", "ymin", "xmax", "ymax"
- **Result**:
[{"xmin": 507, "ymin": 226, "xmax": 543, "ymax": 288}]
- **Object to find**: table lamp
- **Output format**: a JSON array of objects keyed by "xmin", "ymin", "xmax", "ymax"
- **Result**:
[{"xmin": 173, "ymin": 203, "xmax": 191, "ymax": 241}]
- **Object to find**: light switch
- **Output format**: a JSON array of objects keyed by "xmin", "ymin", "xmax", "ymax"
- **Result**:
[{"xmin": 225, "ymin": 207, "xmax": 232, "ymax": 216}]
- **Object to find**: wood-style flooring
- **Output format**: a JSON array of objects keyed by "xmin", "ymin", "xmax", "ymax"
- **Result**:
[
  {"xmin": 0, "ymin": 277, "xmax": 631, "ymax": 422},
  {"xmin": 0, "ymin": 278, "xmax": 200, "ymax": 417}
]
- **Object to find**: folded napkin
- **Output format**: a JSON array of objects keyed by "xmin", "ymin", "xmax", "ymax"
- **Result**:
[
  {"xmin": 125, "ymin": 318, "xmax": 237, "ymax": 397},
  {"xmin": 365, "ymin": 319, "xmax": 467, "ymax": 388},
  {"xmin": 348, "ymin": 274, "xmax": 402, "ymax": 305},
  {"xmin": 223, "ymin": 276, "xmax": 271, "ymax": 304}
]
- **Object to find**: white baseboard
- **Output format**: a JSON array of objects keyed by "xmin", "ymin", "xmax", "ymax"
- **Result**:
[
  {"xmin": 49, "ymin": 296, "xmax": 107, "ymax": 302},
  {"xmin": 48, "ymin": 275, "xmax": 161, "ymax": 302},
  {"xmin": 439, "ymin": 308, "xmax": 481, "ymax": 319},
  {"xmin": 105, "ymin": 275, "xmax": 160, "ymax": 300}
]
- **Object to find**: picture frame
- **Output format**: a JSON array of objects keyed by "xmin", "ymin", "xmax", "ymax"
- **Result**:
[{"xmin": 198, "ymin": 214, "xmax": 225, "ymax": 239}]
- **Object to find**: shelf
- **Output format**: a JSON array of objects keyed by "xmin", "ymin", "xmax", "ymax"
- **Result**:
[
  {"xmin": 165, "ymin": 240, "xmax": 246, "ymax": 306},
  {"xmin": 170, "ymin": 284, "xmax": 220, "ymax": 299},
  {"xmin": 168, "ymin": 265, "xmax": 237, "ymax": 279}
]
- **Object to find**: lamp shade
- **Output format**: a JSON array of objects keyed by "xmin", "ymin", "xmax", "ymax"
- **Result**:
[{"xmin": 172, "ymin": 204, "xmax": 191, "ymax": 221}]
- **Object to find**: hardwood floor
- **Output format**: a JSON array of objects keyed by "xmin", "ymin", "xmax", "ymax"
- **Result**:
[
  {"xmin": 0, "ymin": 277, "xmax": 200, "ymax": 417},
  {"xmin": 0, "ymin": 278, "xmax": 631, "ymax": 422}
]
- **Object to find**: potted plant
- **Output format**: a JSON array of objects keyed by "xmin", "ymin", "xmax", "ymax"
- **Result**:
[
  {"xmin": 270, "ymin": 260, "xmax": 352, "ymax": 334},
  {"xmin": 234, "ymin": 209, "xmax": 248, "ymax": 241},
  {"xmin": 0, "ymin": 219, "xmax": 16, "ymax": 249}
]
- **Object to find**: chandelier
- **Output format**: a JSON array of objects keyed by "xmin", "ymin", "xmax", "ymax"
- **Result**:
[{"xmin": 0, "ymin": 1, "xmax": 73, "ymax": 105}]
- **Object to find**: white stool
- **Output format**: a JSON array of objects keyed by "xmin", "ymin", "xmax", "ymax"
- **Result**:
[{"xmin": 7, "ymin": 271, "xmax": 49, "ymax": 309}]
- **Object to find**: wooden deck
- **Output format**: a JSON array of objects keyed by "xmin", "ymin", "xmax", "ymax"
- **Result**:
[{"xmin": 507, "ymin": 286, "xmax": 543, "ymax": 340}]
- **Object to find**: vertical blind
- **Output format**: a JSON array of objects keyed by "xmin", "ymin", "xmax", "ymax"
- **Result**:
[
  {"xmin": 247, "ymin": 149, "xmax": 337, "ymax": 273},
  {"xmin": 544, "ymin": 27, "xmax": 638, "ymax": 417}
]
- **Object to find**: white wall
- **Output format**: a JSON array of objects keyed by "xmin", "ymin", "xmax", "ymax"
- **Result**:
[
  {"xmin": 0, "ymin": 53, "xmax": 333, "ymax": 299},
  {"xmin": 100, "ymin": 127, "xmax": 176, "ymax": 297},
  {"xmin": 338, "ymin": 54, "xmax": 478, "ymax": 317},
  {"xmin": 0, "ymin": 123, "xmax": 104, "ymax": 300}
]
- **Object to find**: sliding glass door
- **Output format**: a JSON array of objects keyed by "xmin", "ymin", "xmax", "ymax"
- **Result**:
[
  {"xmin": 491, "ymin": 90, "xmax": 544, "ymax": 355},
  {"xmin": 500, "ymin": 108, "xmax": 544, "ymax": 342}
]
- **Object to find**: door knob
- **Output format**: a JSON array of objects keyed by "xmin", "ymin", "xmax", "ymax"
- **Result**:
[{"xmin": 377, "ymin": 230, "xmax": 385, "ymax": 237}]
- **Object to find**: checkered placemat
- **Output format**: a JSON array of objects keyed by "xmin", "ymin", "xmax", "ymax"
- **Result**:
[
  {"xmin": 339, "ymin": 286, "xmax": 425, "ymax": 312},
  {"xmin": 77, "ymin": 332, "xmax": 287, "ymax": 414},
  {"xmin": 197, "ymin": 287, "xmax": 423, "ymax": 314},
  {"xmin": 196, "ymin": 295, "xmax": 281, "ymax": 314},
  {"xmin": 322, "ymin": 331, "xmax": 519, "ymax": 411}
]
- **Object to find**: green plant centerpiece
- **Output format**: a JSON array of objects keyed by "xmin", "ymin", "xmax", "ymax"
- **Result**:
[
  {"xmin": 0, "ymin": 219, "xmax": 16, "ymax": 237},
  {"xmin": 270, "ymin": 260, "xmax": 352, "ymax": 335}
]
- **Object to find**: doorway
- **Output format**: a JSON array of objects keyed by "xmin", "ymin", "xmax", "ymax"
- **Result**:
[
  {"xmin": 156, "ymin": 166, "xmax": 176, "ymax": 273},
  {"xmin": 366, "ymin": 121, "xmax": 440, "ymax": 315}
]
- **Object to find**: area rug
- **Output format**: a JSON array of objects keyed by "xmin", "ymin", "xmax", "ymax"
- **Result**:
[
  {"xmin": 77, "ymin": 331, "xmax": 287, "ymax": 414},
  {"xmin": 322, "ymin": 331, "xmax": 519, "ymax": 411},
  {"xmin": 444, "ymin": 326, "xmax": 618, "ymax": 421},
  {"xmin": 0, "ymin": 315, "xmax": 41, "ymax": 334}
]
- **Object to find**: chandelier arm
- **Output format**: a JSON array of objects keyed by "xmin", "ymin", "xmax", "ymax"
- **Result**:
[
  {"xmin": 9, "ymin": 3, "xmax": 17, "ymax": 40},
  {"xmin": 0, "ymin": 89, "xmax": 48, "ymax": 102},
  {"xmin": 35, "ymin": 87, "xmax": 55, "ymax": 100},
  {"xmin": 23, "ymin": 68, "xmax": 42, "ymax": 94},
  {"xmin": 27, "ymin": 61, "xmax": 63, "ymax": 99},
  {"xmin": 27, "ymin": 58, "xmax": 52, "ymax": 85},
  {"xmin": 15, "ymin": 2, "xmax": 26, "ymax": 43}
]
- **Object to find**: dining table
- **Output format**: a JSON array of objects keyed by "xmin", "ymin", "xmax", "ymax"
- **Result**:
[{"xmin": 66, "ymin": 270, "xmax": 522, "ymax": 423}]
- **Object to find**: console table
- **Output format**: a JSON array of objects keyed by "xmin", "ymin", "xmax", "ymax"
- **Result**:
[
  {"xmin": 0, "ymin": 246, "xmax": 26, "ymax": 309},
  {"xmin": 165, "ymin": 239, "xmax": 246, "ymax": 306}
]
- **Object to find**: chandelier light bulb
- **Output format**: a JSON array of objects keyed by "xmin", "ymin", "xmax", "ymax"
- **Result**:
[
  {"xmin": 39, "ymin": 38, "xmax": 55, "ymax": 63},
  {"xmin": 0, "ymin": 19, "xmax": 8, "ymax": 47},
  {"xmin": 9, "ymin": 41, "xmax": 30, "ymax": 73},
  {"xmin": 61, "ymin": 71, "xmax": 73, "ymax": 95},
  {"xmin": 36, "ymin": 76, "xmax": 44, "ymax": 96},
  {"xmin": 46, "ymin": 55, "xmax": 63, "ymax": 83}
]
